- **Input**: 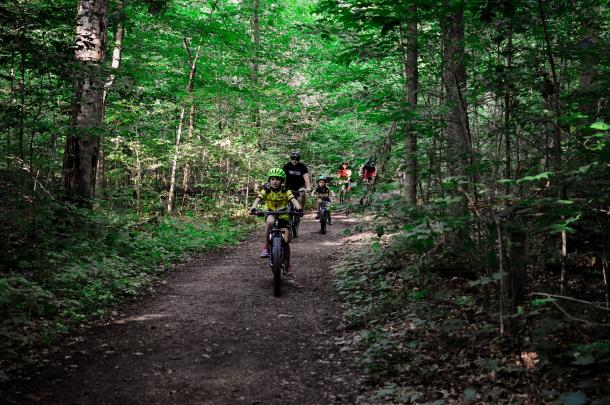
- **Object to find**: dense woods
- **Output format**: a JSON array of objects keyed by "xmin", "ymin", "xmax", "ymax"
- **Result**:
[{"xmin": 1, "ymin": 0, "xmax": 609, "ymax": 402}]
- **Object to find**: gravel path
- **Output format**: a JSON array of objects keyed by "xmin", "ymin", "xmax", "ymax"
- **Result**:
[{"xmin": 9, "ymin": 213, "xmax": 364, "ymax": 404}]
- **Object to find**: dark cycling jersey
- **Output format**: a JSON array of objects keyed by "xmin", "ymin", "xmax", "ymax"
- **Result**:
[
  {"xmin": 313, "ymin": 186, "xmax": 331, "ymax": 197},
  {"xmin": 283, "ymin": 162, "xmax": 309, "ymax": 191}
]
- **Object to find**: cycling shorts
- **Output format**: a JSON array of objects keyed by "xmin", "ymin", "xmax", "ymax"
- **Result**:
[{"xmin": 268, "ymin": 216, "xmax": 290, "ymax": 229}]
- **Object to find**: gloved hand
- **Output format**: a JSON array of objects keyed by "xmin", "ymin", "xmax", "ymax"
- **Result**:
[
  {"xmin": 262, "ymin": 183, "xmax": 270, "ymax": 191},
  {"xmin": 249, "ymin": 208, "xmax": 257, "ymax": 215}
]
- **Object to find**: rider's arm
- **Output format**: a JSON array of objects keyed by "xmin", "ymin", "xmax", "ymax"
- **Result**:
[
  {"xmin": 290, "ymin": 197, "xmax": 302, "ymax": 211},
  {"xmin": 250, "ymin": 197, "xmax": 261, "ymax": 212},
  {"xmin": 303, "ymin": 172, "xmax": 311, "ymax": 191}
]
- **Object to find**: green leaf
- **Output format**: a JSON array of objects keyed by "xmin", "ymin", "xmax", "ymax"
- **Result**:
[
  {"xmin": 590, "ymin": 121, "xmax": 610, "ymax": 131},
  {"xmin": 516, "ymin": 171, "xmax": 553, "ymax": 184}
]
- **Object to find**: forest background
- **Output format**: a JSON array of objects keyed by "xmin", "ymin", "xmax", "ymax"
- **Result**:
[{"xmin": 1, "ymin": 0, "xmax": 609, "ymax": 402}]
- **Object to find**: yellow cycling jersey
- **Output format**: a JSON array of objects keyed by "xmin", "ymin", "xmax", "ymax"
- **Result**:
[{"xmin": 258, "ymin": 186, "xmax": 295, "ymax": 213}]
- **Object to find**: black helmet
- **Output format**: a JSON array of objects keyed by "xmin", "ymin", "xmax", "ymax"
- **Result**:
[{"xmin": 290, "ymin": 151, "xmax": 301, "ymax": 161}]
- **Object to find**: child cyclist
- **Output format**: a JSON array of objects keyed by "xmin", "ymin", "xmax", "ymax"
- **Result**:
[
  {"xmin": 249, "ymin": 168, "xmax": 302, "ymax": 273},
  {"xmin": 312, "ymin": 176, "xmax": 335, "ymax": 225}
]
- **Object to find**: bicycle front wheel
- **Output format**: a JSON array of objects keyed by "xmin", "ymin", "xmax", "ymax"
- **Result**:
[
  {"xmin": 292, "ymin": 215, "xmax": 299, "ymax": 238},
  {"xmin": 320, "ymin": 208, "xmax": 327, "ymax": 234},
  {"xmin": 271, "ymin": 236, "xmax": 283, "ymax": 296}
]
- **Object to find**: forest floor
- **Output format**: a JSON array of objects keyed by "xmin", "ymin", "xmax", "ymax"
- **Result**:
[{"xmin": 4, "ymin": 212, "xmax": 369, "ymax": 404}]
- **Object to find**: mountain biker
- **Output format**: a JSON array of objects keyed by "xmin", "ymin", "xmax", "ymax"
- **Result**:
[
  {"xmin": 337, "ymin": 162, "xmax": 353, "ymax": 192},
  {"xmin": 282, "ymin": 151, "xmax": 310, "ymax": 211},
  {"xmin": 249, "ymin": 168, "xmax": 302, "ymax": 274},
  {"xmin": 312, "ymin": 176, "xmax": 335, "ymax": 224},
  {"xmin": 360, "ymin": 158, "xmax": 377, "ymax": 185}
]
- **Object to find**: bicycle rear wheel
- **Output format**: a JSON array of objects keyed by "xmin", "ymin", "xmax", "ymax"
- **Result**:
[{"xmin": 271, "ymin": 236, "xmax": 283, "ymax": 296}]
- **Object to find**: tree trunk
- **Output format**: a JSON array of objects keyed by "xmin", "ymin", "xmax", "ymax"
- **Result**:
[
  {"xmin": 504, "ymin": 27, "xmax": 513, "ymax": 195},
  {"xmin": 250, "ymin": 0, "xmax": 260, "ymax": 128},
  {"xmin": 96, "ymin": 1, "xmax": 125, "ymax": 198},
  {"xmin": 401, "ymin": 7, "xmax": 418, "ymax": 204},
  {"xmin": 18, "ymin": 51, "xmax": 25, "ymax": 161},
  {"xmin": 441, "ymin": 0, "xmax": 471, "ymax": 177},
  {"xmin": 167, "ymin": 43, "xmax": 200, "ymax": 213},
  {"xmin": 538, "ymin": 0, "xmax": 569, "ymax": 293},
  {"xmin": 134, "ymin": 143, "xmax": 141, "ymax": 214},
  {"xmin": 61, "ymin": 0, "xmax": 109, "ymax": 205}
]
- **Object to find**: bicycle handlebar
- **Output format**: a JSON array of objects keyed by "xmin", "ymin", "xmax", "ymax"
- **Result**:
[{"xmin": 250, "ymin": 209, "xmax": 304, "ymax": 217}]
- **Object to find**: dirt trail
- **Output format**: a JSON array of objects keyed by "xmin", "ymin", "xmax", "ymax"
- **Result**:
[{"xmin": 10, "ymin": 213, "xmax": 364, "ymax": 404}]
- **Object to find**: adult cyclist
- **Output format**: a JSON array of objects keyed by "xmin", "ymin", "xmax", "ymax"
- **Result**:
[{"xmin": 282, "ymin": 151, "xmax": 311, "ymax": 210}]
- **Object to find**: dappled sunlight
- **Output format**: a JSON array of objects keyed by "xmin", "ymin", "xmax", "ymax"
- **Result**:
[
  {"xmin": 320, "ymin": 240, "xmax": 343, "ymax": 247},
  {"xmin": 114, "ymin": 313, "xmax": 167, "ymax": 324}
]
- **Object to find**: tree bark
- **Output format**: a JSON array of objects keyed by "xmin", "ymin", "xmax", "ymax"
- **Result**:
[
  {"xmin": 504, "ymin": 27, "xmax": 513, "ymax": 196},
  {"xmin": 61, "ymin": 0, "xmax": 109, "ymax": 205},
  {"xmin": 401, "ymin": 6, "xmax": 418, "ymax": 204},
  {"xmin": 441, "ymin": 0, "xmax": 471, "ymax": 177}
]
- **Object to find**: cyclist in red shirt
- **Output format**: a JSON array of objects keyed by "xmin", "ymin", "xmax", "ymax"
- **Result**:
[{"xmin": 336, "ymin": 162, "xmax": 353, "ymax": 192}]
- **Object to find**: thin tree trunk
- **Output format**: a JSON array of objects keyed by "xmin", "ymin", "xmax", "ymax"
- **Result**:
[
  {"xmin": 181, "ymin": 102, "xmax": 196, "ymax": 207},
  {"xmin": 168, "ymin": 102, "xmax": 187, "ymax": 213},
  {"xmin": 538, "ymin": 0, "xmax": 562, "ymax": 184},
  {"xmin": 134, "ymin": 143, "xmax": 141, "ymax": 214},
  {"xmin": 167, "ymin": 43, "xmax": 200, "ymax": 213},
  {"xmin": 96, "ymin": 1, "xmax": 125, "ymax": 198},
  {"xmin": 18, "ymin": 51, "xmax": 26, "ymax": 161},
  {"xmin": 250, "ymin": 0, "xmax": 260, "ymax": 128},
  {"xmin": 539, "ymin": 0, "xmax": 568, "ymax": 293},
  {"xmin": 61, "ymin": 0, "xmax": 109, "ymax": 205},
  {"xmin": 504, "ymin": 27, "xmax": 513, "ymax": 195}
]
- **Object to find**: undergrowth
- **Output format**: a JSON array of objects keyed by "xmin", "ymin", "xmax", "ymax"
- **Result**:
[{"xmin": 334, "ymin": 200, "xmax": 610, "ymax": 404}]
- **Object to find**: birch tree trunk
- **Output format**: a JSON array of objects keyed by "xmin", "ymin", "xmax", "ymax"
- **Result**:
[
  {"xmin": 61, "ymin": 0, "xmax": 108, "ymax": 205},
  {"xmin": 167, "ymin": 43, "xmax": 200, "ymax": 213}
]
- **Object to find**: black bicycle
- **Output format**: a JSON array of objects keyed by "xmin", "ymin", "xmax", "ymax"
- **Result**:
[
  {"xmin": 252, "ymin": 209, "xmax": 302, "ymax": 296},
  {"xmin": 338, "ymin": 179, "xmax": 350, "ymax": 204},
  {"xmin": 289, "ymin": 190, "xmax": 305, "ymax": 238},
  {"xmin": 318, "ymin": 198, "xmax": 331, "ymax": 234}
]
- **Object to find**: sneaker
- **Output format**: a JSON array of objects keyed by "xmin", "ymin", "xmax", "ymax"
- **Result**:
[
  {"xmin": 260, "ymin": 248, "xmax": 269, "ymax": 258},
  {"xmin": 284, "ymin": 266, "xmax": 296, "ymax": 280}
]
